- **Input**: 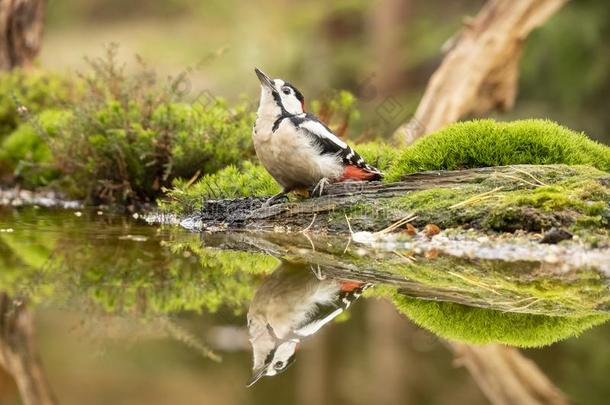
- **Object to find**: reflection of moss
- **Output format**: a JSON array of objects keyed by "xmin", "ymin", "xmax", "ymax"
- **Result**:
[
  {"xmin": 0, "ymin": 208, "xmax": 279, "ymax": 315},
  {"xmin": 364, "ymin": 250, "xmax": 610, "ymax": 346},
  {"xmin": 389, "ymin": 291, "xmax": 609, "ymax": 347},
  {"xmin": 68, "ymin": 238, "xmax": 278, "ymax": 315},
  {"xmin": 387, "ymin": 119, "xmax": 610, "ymax": 181},
  {"xmin": 371, "ymin": 254, "xmax": 610, "ymax": 317}
]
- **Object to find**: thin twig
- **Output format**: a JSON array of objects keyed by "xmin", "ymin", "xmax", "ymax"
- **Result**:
[{"xmin": 300, "ymin": 214, "xmax": 317, "ymax": 233}]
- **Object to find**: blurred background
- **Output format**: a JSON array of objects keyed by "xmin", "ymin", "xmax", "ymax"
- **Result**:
[
  {"xmin": 1, "ymin": 302, "xmax": 609, "ymax": 405},
  {"xmin": 1, "ymin": 1, "xmax": 610, "ymax": 404},
  {"xmin": 39, "ymin": 0, "xmax": 610, "ymax": 144}
]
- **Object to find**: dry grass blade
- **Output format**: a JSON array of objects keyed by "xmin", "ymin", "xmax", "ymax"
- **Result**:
[
  {"xmin": 163, "ymin": 318, "xmax": 222, "ymax": 362},
  {"xmin": 449, "ymin": 187, "xmax": 504, "ymax": 209},
  {"xmin": 447, "ymin": 271, "xmax": 501, "ymax": 295},
  {"xmin": 509, "ymin": 165, "xmax": 548, "ymax": 186},
  {"xmin": 300, "ymin": 214, "xmax": 317, "ymax": 233},
  {"xmin": 496, "ymin": 173, "xmax": 542, "ymax": 188},
  {"xmin": 375, "ymin": 213, "xmax": 418, "ymax": 236}
]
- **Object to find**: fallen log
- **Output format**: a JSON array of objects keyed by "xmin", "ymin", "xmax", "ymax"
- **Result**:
[{"xmin": 180, "ymin": 164, "xmax": 609, "ymax": 235}]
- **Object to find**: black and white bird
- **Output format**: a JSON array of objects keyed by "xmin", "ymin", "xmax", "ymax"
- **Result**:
[
  {"xmin": 253, "ymin": 68, "xmax": 382, "ymax": 206},
  {"xmin": 246, "ymin": 261, "xmax": 370, "ymax": 386}
]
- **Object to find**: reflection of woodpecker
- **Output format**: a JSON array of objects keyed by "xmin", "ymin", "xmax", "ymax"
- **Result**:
[{"xmin": 246, "ymin": 261, "xmax": 370, "ymax": 386}]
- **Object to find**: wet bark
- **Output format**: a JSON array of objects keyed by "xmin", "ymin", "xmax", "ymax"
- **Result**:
[
  {"xmin": 448, "ymin": 343, "xmax": 569, "ymax": 405},
  {"xmin": 0, "ymin": 0, "xmax": 45, "ymax": 70},
  {"xmin": 393, "ymin": 0, "xmax": 567, "ymax": 144},
  {"xmin": 0, "ymin": 293, "xmax": 57, "ymax": 405}
]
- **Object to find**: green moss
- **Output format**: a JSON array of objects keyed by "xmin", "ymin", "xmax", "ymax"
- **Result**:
[
  {"xmin": 356, "ymin": 141, "xmax": 400, "ymax": 173},
  {"xmin": 162, "ymin": 161, "xmax": 281, "ymax": 213},
  {"xmin": 389, "ymin": 291, "xmax": 609, "ymax": 347},
  {"xmin": 381, "ymin": 165, "xmax": 610, "ymax": 232},
  {"xmin": 386, "ymin": 119, "xmax": 610, "ymax": 181}
]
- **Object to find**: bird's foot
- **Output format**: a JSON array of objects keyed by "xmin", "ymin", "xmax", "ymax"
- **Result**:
[
  {"xmin": 312, "ymin": 178, "xmax": 331, "ymax": 197},
  {"xmin": 309, "ymin": 264, "xmax": 327, "ymax": 281}
]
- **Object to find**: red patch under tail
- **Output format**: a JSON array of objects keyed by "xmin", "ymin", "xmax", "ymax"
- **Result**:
[
  {"xmin": 340, "ymin": 281, "xmax": 366, "ymax": 292},
  {"xmin": 339, "ymin": 165, "xmax": 381, "ymax": 182}
]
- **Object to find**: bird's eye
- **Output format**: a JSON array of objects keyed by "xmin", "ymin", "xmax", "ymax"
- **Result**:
[
  {"xmin": 274, "ymin": 361, "xmax": 284, "ymax": 370},
  {"xmin": 282, "ymin": 87, "xmax": 291, "ymax": 95}
]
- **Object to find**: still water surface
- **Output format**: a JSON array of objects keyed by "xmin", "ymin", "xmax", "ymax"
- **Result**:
[{"xmin": 0, "ymin": 207, "xmax": 609, "ymax": 404}]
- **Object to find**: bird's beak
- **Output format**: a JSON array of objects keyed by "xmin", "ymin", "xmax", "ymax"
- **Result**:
[
  {"xmin": 255, "ymin": 68, "xmax": 275, "ymax": 91},
  {"xmin": 246, "ymin": 367, "xmax": 267, "ymax": 388}
]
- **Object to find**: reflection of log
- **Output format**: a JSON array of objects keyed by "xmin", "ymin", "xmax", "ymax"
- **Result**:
[
  {"xmin": 0, "ymin": 0, "xmax": 45, "ymax": 70},
  {"xmin": 0, "ymin": 293, "xmax": 56, "ymax": 405},
  {"xmin": 199, "ymin": 231, "xmax": 610, "ymax": 316},
  {"xmin": 393, "ymin": 0, "xmax": 567, "ymax": 144},
  {"xmin": 448, "ymin": 343, "xmax": 569, "ymax": 405}
]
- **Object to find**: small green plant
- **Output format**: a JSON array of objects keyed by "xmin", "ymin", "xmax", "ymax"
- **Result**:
[
  {"xmin": 40, "ymin": 46, "xmax": 257, "ymax": 205},
  {"xmin": 0, "ymin": 110, "xmax": 70, "ymax": 188},
  {"xmin": 0, "ymin": 69, "xmax": 76, "ymax": 138},
  {"xmin": 310, "ymin": 90, "xmax": 360, "ymax": 138}
]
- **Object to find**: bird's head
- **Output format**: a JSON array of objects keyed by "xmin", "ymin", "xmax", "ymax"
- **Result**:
[
  {"xmin": 255, "ymin": 68, "xmax": 305, "ymax": 117},
  {"xmin": 247, "ymin": 332, "xmax": 299, "ymax": 387}
]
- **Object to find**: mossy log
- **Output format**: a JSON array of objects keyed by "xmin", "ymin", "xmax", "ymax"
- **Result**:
[{"xmin": 183, "ymin": 164, "xmax": 610, "ymax": 234}]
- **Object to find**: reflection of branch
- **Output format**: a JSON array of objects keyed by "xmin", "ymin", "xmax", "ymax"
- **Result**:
[
  {"xmin": 160, "ymin": 317, "xmax": 222, "ymax": 363},
  {"xmin": 393, "ymin": 0, "xmax": 567, "ymax": 144},
  {"xmin": 448, "ymin": 342, "xmax": 569, "ymax": 405},
  {"xmin": 0, "ymin": 293, "xmax": 57, "ymax": 405}
]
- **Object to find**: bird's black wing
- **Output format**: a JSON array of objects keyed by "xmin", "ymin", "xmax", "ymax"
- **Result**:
[{"xmin": 289, "ymin": 113, "xmax": 383, "ymax": 176}]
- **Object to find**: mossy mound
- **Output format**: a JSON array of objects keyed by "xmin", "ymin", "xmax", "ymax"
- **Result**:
[
  {"xmin": 386, "ymin": 119, "xmax": 610, "ymax": 181},
  {"xmin": 390, "ymin": 292, "xmax": 609, "ymax": 347}
]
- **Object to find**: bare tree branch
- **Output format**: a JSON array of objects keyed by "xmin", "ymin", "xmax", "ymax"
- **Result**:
[
  {"xmin": 393, "ymin": 0, "xmax": 568, "ymax": 144},
  {"xmin": 0, "ymin": 0, "xmax": 45, "ymax": 70}
]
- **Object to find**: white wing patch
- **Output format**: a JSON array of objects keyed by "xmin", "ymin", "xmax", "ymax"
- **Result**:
[{"xmin": 299, "ymin": 120, "xmax": 348, "ymax": 149}]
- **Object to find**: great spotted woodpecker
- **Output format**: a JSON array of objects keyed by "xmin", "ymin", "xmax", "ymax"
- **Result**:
[
  {"xmin": 253, "ymin": 68, "xmax": 383, "ymax": 206},
  {"xmin": 246, "ymin": 261, "xmax": 370, "ymax": 386}
]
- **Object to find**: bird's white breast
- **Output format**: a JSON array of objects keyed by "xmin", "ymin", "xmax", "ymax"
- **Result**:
[{"xmin": 253, "ymin": 118, "xmax": 343, "ymax": 190}]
